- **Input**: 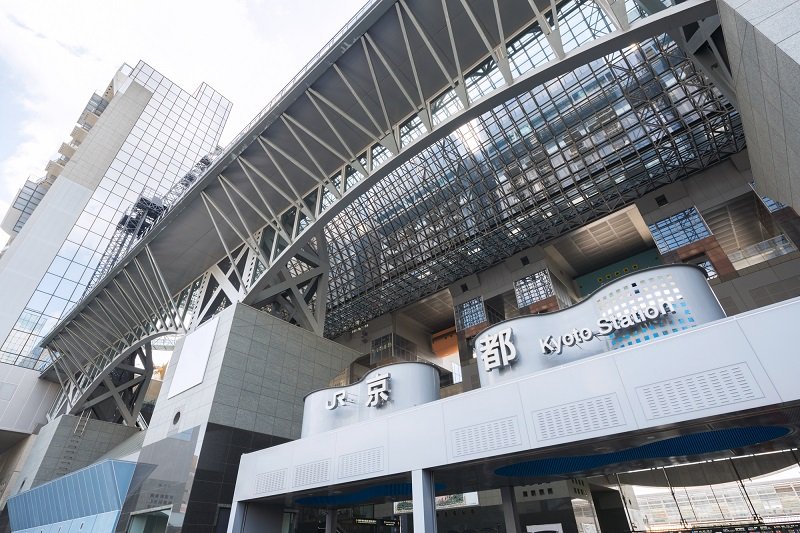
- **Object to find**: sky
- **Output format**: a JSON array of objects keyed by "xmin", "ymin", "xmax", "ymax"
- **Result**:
[{"xmin": 0, "ymin": 0, "xmax": 367, "ymax": 247}]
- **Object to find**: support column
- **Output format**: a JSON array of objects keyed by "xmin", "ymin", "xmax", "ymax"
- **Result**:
[
  {"xmin": 501, "ymin": 485, "xmax": 522, "ymax": 533},
  {"xmin": 325, "ymin": 508, "xmax": 337, "ymax": 533},
  {"xmin": 411, "ymin": 469, "xmax": 438, "ymax": 533}
]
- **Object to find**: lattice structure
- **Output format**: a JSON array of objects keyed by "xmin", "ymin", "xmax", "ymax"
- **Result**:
[{"xmin": 86, "ymin": 148, "xmax": 223, "ymax": 294}]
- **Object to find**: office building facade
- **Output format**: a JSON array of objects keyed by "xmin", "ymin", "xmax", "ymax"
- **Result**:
[{"xmin": 0, "ymin": 62, "xmax": 231, "ymax": 370}]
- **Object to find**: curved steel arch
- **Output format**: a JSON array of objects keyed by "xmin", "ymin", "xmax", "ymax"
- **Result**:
[
  {"xmin": 49, "ymin": 331, "xmax": 180, "ymax": 425},
  {"xmin": 237, "ymin": 0, "xmax": 718, "ymax": 312}
]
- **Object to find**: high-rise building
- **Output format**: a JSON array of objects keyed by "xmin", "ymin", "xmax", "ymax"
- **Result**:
[
  {"xmin": 0, "ymin": 93, "xmax": 110, "ymax": 248},
  {"xmin": 3, "ymin": 1, "xmax": 800, "ymax": 532},
  {"xmin": 0, "ymin": 61, "xmax": 231, "ymax": 370}
]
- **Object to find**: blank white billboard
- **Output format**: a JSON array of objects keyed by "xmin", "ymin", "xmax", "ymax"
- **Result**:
[{"xmin": 167, "ymin": 316, "xmax": 219, "ymax": 399}]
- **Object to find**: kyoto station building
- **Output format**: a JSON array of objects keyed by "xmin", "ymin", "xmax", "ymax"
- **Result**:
[{"xmin": 5, "ymin": 0, "xmax": 800, "ymax": 532}]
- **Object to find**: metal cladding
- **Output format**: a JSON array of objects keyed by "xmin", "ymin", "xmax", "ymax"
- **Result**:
[
  {"xmin": 473, "ymin": 264, "xmax": 725, "ymax": 387},
  {"xmin": 301, "ymin": 362, "xmax": 440, "ymax": 437}
]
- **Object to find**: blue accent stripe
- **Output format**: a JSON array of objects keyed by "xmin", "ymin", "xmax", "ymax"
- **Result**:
[{"xmin": 496, "ymin": 426, "xmax": 790, "ymax": 477}]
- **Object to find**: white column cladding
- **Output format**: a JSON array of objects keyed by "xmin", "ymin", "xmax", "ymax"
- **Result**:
[
  {"xmin": 227, "ymin": 502, "xmax": 246, "ymax": 533},
  {"xmin": 500, "ymin": 485, "xmax": 522, "ymax": 533},
  {"xmin": 412, "ymin": 469, "xmax": 438, "ymax": 533},
  {"xmin": 325, "ymin": 509, "xmax": 337, "ymax": 533}
]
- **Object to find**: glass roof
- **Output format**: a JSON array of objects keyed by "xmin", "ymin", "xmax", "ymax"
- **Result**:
[{"xmin": 321, "ymin": 27, "xmax": 743, "ymax": 337}]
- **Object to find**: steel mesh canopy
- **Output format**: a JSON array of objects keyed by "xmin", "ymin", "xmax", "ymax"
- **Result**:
[{"xmin": 322, "ymin": 32, "xmax": 743, "ymax": 337}]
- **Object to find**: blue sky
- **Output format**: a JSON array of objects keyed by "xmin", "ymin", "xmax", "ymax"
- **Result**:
[{"xmin": 0, "ymin": 0, "xmax": 366, "ymax": 246}]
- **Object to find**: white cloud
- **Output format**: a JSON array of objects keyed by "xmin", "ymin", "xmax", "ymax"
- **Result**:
[{"xmin": 0, "ymin": 0, "xmax": 367, "ymax": 246}]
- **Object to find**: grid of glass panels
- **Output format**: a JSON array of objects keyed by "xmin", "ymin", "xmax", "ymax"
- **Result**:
[
  {"xmin": 9, "ymin": 179, "xmax": 50, "ymax": 234},
  {"xmin": 8, "ymin": 460, "xmax": 135, "ymax": 530},
  {"xmin": 514, "ymin": 269, "xmax": 555, "ymax": 308},
  {"xmin": 762, "ymin": 196, "xmax": 786, "ymax": 213},
  {"xmin": 321, "ymin": 9, "xmax": 743, "ymax": 337},
  {"xmin": 370, "ymin": 333, "xmax": 417, "ymax": 365},
  {"xmin": 697, "ymin": 259, "xmax": 718, "ymax": 279},
  {"xmin": 0, "ymin": 61, "xmax": 231, "ymax": 369},
  {"xmin": 455, "ymin": 297, "xmax": 488, "ymax": 331},
  {"xmin": 636, "ymin": 477, "xmax": 800, "ymax": 526},
  {"xmin": 648, "ymin": 207, "xmax": 712, "ymax": 253}
]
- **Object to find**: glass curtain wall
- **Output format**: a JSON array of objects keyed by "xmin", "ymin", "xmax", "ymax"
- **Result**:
[{"xmin": 0, "ymin": 61, "xmax": 231, "ymax": 369}]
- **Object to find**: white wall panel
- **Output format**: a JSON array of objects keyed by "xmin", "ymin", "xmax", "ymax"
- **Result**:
[{"xmin": 234, "ymin": 296, "xmax": 800, "ymax": 504}]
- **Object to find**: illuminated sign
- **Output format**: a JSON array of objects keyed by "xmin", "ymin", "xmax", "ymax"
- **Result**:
[
  {"xmin": 394, "ymin": 492, "xmax": 480, "ymax": 514},
  {"xmin": 353, "ymin": 518, "xmax": 399, "ymax": 526}
]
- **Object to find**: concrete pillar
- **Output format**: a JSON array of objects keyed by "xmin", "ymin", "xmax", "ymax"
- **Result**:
[
  {"xmin": 325, "ymin": 509, "xmax": 337, "ymax": 533},
  {"xmin": 718, "ymin": 0, "xmax": 800, "ymax": 210},
  {"xmin": 411, "ymin": 469, "xmax": 438, "ymax": 533},
  {"xmin": 501, "ymin": 486, "xmax": 521, "ymax": 533}
]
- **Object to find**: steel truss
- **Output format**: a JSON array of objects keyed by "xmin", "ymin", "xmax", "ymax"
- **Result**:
[{"xmin": 46, "ymin": 246, "xmax": 191, "ymax": 424}]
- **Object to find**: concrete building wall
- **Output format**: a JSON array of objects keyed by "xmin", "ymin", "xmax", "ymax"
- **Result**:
[
  {"xmin": 0, "ymin": 82, "xmax": 151, "ymax": 347},
  {"xmin": 0, "ymin": 437, "xmax": 35, "ymax": 511},
  {"xmin": 635, "ymin": 158, "xmax": 754, "ymax": 224},
  {"xmin": 0, "ymin": 365, "xmax": 58, "ymax": 435},
  {"xmin": 6, "ymin": 415, "xmax": 138, "ymax": 496},
  {"xmin": 718, "ymin": 0, "xmax": 800, "ymax": 210},
  {"xmin": 147, "ymin": 303, "xmax": 363, "ymax": 446},
  {"xmin": 116, "ymin": 302, "xmax": 363, "ymax": 532},
  {"xmin": 143, "ymin": 311, "xmax": 230, "ymax": 446},
  {"xmin": 450, "ymin": 247, "xmax": 552, "ymax": 308},
  {"xmin": 712, "ymin": 252, "xmax": 800, "ymax": 314},
  {"xmin": 207, "ymin": 303, "xmax": 363, "ymax": 439}
]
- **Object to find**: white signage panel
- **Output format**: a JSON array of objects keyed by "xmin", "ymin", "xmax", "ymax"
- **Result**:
[
  {"xmin": 472, "ymin": 265, "xmax": 725, "ymax": 387},
  {"xmin": 301, "ymin": 362, "xmax": 440, "ymax": 437},
  {"xmin": 167, "ymin": 315, "xmax": 219, "ymax": 399}
]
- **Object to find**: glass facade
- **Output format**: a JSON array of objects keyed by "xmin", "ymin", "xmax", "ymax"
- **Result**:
[
  {"xmin": 370, "ymin": 333, "xmax": 417, "ymax": 365},
  {"xmin": 648, "ymin": 207, "xmax": 712, "ymax": 253},
  {"xmin": 7, "ymin": 459, "xmax": 136, "ymax": 531},
  {"xmin": 7, "ymin": 179, "xmax": 50, "ymax": 234},
  {"xmin": 315, "ymin": 0, "xmax": 743, "ymax": 338},
  {"xmin": 455, "ymin": 297, "xmax": 487, "ymax": 331},
  {"xmin": 114, "ymin": 423, "xmax": 290, "ymax": 532},
  {"xmin": 0, "ymin": 61, "xmax": 231, "ymax": 369},
  {"xmin": 636, "ymin": 478, "xmax": 800, "ymax": 528},
  {"xmin": 514, "ymin": 269, "xmax": 555, "ymax": 308}
]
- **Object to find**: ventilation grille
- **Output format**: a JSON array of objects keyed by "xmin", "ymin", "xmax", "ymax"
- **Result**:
[
  {"xmin": 533, "ymin": 394, "xmax": 625, "ymax": 441},
  {"xmin": 255, "ymin": 469, "xmax": 286, "ymax": 494},
  {"xmin": 452, "ymin": 416, "xmax": 521, "ymax": 457},
  {"xmin": 339, "ymin": 447, "xmax": 384, "ymax": 479},
  {"xmin": 294, "ymin": 459, "xmax": 331, "ymax": 487},
  {"xmin": 637, "ymin": 363, "xmax": 763, "ymax": 420}
]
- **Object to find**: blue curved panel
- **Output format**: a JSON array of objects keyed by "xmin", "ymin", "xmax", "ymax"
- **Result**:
[{"xmin": 495, "ymin": 426, "xmax": 790, "ymax": 477}]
